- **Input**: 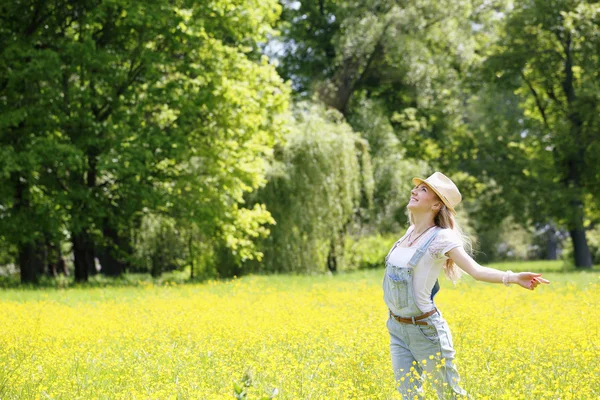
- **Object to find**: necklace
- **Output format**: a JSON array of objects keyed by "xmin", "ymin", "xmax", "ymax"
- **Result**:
[
  {"xmin": 407, "ymin": 225, "xmax": 435, "ymax": 247},
  {"xmin": 384, "ymin": 225, "xmax": 437, "ymax": 264}
]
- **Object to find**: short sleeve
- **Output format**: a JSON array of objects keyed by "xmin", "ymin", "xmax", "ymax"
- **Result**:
[{"xmin": 428, "ymin": 229, "xmax": 463, "ymax": 260}]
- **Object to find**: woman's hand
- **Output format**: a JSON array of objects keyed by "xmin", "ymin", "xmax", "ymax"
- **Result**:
[{"xmin": 511, "ymin": 272, "xmax": 550, "ymax": 290}]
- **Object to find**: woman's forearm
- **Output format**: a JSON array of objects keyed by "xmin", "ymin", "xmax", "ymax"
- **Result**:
[
  {"xmin": 448, "ymin": 247, "xmax": 513, "ymax": 284},
  {"xmin": 470, "ymin": 265, "xmax": 513, "ymax": 284}
]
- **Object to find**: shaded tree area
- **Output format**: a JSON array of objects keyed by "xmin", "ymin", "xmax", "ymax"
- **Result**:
[
  {"xmin": 275, "ymin": 0, "xmax": 494, "ymax": 233},
  {"xmin": 479, "ymin": 0, "xmax": 600, "ymax": 268}
]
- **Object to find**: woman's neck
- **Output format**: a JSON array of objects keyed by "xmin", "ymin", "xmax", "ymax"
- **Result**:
[{"xmin": 411, "ymin": 213, "xmax": 436, "ymax": 234}]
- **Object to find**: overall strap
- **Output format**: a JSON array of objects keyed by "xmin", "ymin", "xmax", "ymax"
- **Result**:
[{"xmin": 407, "ymin": 228, "xmax": 441, "ymax": 268}]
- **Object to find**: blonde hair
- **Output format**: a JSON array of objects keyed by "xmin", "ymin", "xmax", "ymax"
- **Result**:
[{"xmin": 409, "ymin": 204, "xmax": 472, "ymax": 283}]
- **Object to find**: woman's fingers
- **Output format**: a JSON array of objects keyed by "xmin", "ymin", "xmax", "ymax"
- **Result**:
[
  {"xmin": 528, "ymin": 278, "xmax": 549, "ymax": 290},
  {"xmin": 529, "ymin": 281, "xmax": 537, "ymax": 289},
  {"xmin": 524, "ymin": 273, "xmax": 550, "ymax": 284}
]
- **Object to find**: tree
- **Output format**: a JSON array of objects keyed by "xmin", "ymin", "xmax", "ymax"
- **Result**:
[
  {"xmin": 0, "ymin": 0, "xmax": 289, "ymax": 282},
  {"xmin": 275, "ymin": 0, "xmax": 487, "ymax": 231},
  {"xmin": 0, "ymin": 0, "xmax": 79, "ymax": 282},
  {"xmin": 250, "ymin": 102, "xmax": 372, "ymax": 273},
  {"xmin": 483, "ymin": 0, "xmax": 600, "ymax": 267}
]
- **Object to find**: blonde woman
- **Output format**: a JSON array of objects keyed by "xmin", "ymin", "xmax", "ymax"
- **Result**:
[{"xmin": 383, "ymin": 172, "xmax": 549, "ymax": 398}]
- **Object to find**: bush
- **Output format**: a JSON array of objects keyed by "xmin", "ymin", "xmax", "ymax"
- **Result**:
[
  {"xmin": 474, "ymin": 217, "xmax": 536, "ymax": 263},
  {"xmin": 132, "ymin": 214, "xmax": 187, "ymax": 277},
  {"xmin": 343, "ymin": 233, "xmax": 399, "ymax": 271}
]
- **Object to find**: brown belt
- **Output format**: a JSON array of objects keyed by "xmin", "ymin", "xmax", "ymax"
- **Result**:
[{"xmin": 389, "ymin": 308, "xmax": 437, "ymax": 326}]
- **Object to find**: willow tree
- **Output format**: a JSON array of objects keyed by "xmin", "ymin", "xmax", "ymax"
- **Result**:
[{"xmin": 252, "ymin": 102, "xmax": 373, "ymax": 273}]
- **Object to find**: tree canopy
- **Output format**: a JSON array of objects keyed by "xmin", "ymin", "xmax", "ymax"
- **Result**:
[{"xmin": 1, "ymin": 0, "xmax": 289, "ymax": 282}]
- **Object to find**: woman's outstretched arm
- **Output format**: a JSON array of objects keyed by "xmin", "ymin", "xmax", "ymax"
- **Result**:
[{"xmin": 447, "ymin": 247, "xmax": 550, "ymax": 290}]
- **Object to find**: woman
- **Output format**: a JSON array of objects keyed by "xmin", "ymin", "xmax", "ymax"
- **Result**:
[{"xmin": 383, "ymin": 172, "xmax": 549, "ymax": 398}]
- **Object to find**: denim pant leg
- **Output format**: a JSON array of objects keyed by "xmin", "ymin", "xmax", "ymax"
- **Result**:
[
  {"xmin": 388, "ymin": 319, "xmax": 425, "ymax": 398},
  {"xmin": 410, "ymin": 316, "xmax": 467, "ymax": 399}
]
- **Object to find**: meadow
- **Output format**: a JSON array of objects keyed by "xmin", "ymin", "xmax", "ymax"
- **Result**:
[{"xmin": 1, "ymin": 261, "xmax": 598, "ymax": 399}]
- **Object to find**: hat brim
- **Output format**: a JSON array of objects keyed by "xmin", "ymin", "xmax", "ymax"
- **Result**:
[{"xmin": 412, "ymin": 177, "xmax": 457, "ymax": 215}]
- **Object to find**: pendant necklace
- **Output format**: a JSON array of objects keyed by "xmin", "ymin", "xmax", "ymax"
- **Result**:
[
  {"xmin": 407, "ymin": 225, "xmax": 435, "ymax": 247},
  {"xmin": 385, "ymin": 225, "xmax": 436, "ymax": 263}
]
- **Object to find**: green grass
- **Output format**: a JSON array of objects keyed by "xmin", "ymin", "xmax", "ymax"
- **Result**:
[
  {"xmin": 487, "ymin": 259, "xmax": 571, "ymax": 272},
  {"xmin": 0, "ymin": 260, "xmax": 598, "ymax": 303}
]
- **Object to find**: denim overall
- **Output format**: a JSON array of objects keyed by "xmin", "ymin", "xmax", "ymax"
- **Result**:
[{"xmin": 383, "ymin": 229, "xmax": 467, "ymax": 399}]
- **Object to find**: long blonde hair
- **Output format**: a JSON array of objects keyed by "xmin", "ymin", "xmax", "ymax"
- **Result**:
[{"xmin": 409, "ymin": 205, "xmax": 472, "ymax": 283}]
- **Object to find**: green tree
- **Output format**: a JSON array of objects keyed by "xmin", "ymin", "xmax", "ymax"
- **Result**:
[
  {"xmin": 0, "ymin": 0, "xmax": 80, "ymax": 283},
  {"xmin": 251, "ymin": 102, "xmax": 372, "ymax": 273},
  {"xmin": 0, "ymin": 0, "xmax": 289, "ymax": 282},
  {"xmin": 275, "ymin": 0, "xmax": 489, "ymax": 232},
  {"xmin": 483, "ymin": 0, "xmax": 600, "ymax": 267}
]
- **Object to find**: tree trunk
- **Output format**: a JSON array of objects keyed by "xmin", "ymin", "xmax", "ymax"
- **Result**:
[
  {"xmin": 47, "ymin": 240, "xmax": 58, "ymax": 277},
  {"xmin": 38, "ymin": 242, "xmax": 48, "ymax": 276},
  {"xmin": 78, "ymin": 147, "xmax": 101, "ymax": 278},
  {"xmin": 98, "ymin": 251, "xmax": 125, "ymax": 276},
  {"xmin": 327, "ymin": 220, "xmax": 352, "ymax": 273},
  {"xmin": 151, "ymin": 252, "xmax": 163, "ymax": 278},
  {"xmin": 99, "ymin": 221, "xmax": 129, "ymax": 277},
  {"xmin": 18, "ymin": 240, "xmax": 46, "ymax": 284},
  {"xmin": 72, "ymin": 230, "xmax": 95, "ymax": 282},
  {"xmin": 561, "ymin": 33, "xmax": 592, "ymax": 268},
  {"xmin": 545, "ymin": 228, "xmax": 558, "ymax": 260},
  {"xmin": 565, "ymin": 183, "xmax": 592, "ymax": 269},
  {"xmin": 97, "ymin": 248, "xmax": 123, "ymax": 277},
  {"xmin": 569, "ymin": 227, "xmax": 591, "ymax": 268},
  {"xmin": 568, "ymin": 202, "xmax": 592, "ymax": 269},
  {"xmin": 325, "ymin": 16, "xmax": 391, "ymax": 115},
  {"xmin": 189, "ymin": 233, "xmax": 194, "ymax": 280},
  {"xmin": 47, "ymin": 240, "xmax": 68, "ymax": 276},
  {"xmin": 326, "ymin": 239, "xmax": 337, "ymax": 273},
  {"xmin": 12, "ymin": 173, "xmax": 47, "ymax": 283}
]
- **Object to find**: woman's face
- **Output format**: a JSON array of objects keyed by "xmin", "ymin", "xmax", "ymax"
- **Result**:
[{"xmin": 407, "ymin": 183, "xmax": 441, "ymax": 213}]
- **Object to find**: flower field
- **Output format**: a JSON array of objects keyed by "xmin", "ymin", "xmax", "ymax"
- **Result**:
[{"xmin": 1, "ymin": 265, "xmax": 599, "ymax": 399}]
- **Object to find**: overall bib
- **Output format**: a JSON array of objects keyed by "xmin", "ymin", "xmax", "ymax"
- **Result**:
[{"xmin": 383, "ymin": 229, "xmax": 467, "ymax": 399}]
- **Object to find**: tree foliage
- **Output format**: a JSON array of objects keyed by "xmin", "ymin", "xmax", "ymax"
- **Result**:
[
  {"xmin": 480, "ymin": 0, "xmax": 600, "ymax": 267},
  {"xmin": 251, "ymin": 102, "xmax": 372, "ymax": 273},
  {"xmin": 275, "ymin": 0, "xmax": 488, "ymax": 237},
  {"xmin": 0, "ymin": 0, "xmax": 289, "ymax": 282},
  {"xmin": 276, "ymin": 0, "xmax": 600, "ymax": 267}
]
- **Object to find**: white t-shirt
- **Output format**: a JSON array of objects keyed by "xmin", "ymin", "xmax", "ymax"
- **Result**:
[{"xmin": 386, "ymin": 226, "xmax": 463, "ymax": 312}]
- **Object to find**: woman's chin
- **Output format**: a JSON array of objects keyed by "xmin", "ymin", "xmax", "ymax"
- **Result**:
[{"xmin": 407, "ymin": 203, "xmax": 425, "ymax": 213}]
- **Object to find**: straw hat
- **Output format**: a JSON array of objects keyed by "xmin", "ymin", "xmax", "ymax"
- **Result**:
[{"xmin": 412, "ymin": 172, "xmax": 462, "ymax": 214}]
